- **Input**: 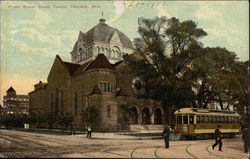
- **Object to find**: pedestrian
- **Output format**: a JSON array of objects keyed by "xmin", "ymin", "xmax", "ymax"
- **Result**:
[
  {"xmin": 162, "ymin": 125, "xmax": 171, "ymax": 148},
  {"xmin": 86, "ymin": 124, "xmax": 92, "ymax": 138},
  {"xmin": 242, "ymin": 127, "xmax": 248, "ymax": 153},
  {"xmin": 212, "ymin": 125, "xmax": 223, "ymax": 151}
]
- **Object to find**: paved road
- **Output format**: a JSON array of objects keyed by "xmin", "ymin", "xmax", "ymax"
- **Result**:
[{"xmin": 0, "ymin": 129, "xmax": 249, "ymax": 158}]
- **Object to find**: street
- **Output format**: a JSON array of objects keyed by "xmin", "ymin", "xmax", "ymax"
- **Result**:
[{"xmin": 0, "ymin": 129, "xmax": 248, "ymax": 158}]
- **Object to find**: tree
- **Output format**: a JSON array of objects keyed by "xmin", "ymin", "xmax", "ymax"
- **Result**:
[
  {"xmin": 191, "ymin": 47, "xmax": 240, "ymax": 109},
  {"xmin": 46, "ymin": 113, "xmax": 57, "ymax": 129},
  {"xmin": 81, "ymin": 106, "xmax": 99, "ymax": 128},
  {"xmin": 125, "ymin": 16, "xmax": 207, "ymax": 126}
]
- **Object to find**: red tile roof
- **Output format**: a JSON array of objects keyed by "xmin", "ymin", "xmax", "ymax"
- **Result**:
[
  {"xmin": 85, "ymin": 54, "xmax": 114, "ymax": 71},
  {"xmin": 63, "ymin": 61, "xmax": 81, "ymax": 75},
  {"xmin": 57, "ymin": 54, "xmax": 113, "ymax": 76}
]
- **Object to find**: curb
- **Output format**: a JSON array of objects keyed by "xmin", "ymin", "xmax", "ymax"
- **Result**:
[{"xmin": 91, "ymin": 136, "xmax": 163, "ymax": 140}]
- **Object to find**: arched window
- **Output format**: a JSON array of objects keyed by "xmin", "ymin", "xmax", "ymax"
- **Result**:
[
  {"xmin": 105, "ymin": 48, "xmax": 108, "ymax": 57},
  {"xmin": 108, "ymin": 83, "xmax": 111, "ymax": 92},
  {"xmin": 112, "ymin": 50, "xmax": 115, "ymax": 58},
  {"xmin": 107, "ymin": 105, "xmax": 111, "ymax": 118},
  {"xmin": 55, "ymin": 88, "xmax": 59, "ymax": 115},
  {"xmin": 60, "ymin": 90, "xmax": 63, "ymax": 111},
  {"xmin": 104, "ymin": 83, "xmax": 107, "ymax": 92},
  {"xmin": 89, "ymin": 47, "xmax": 93, "ymax": 57},
  {"xmin": 154, "ymin": 108, "xmax": 162, "ymax": 124},
  {"xmin": 98, "ymin": 47, "xmax": 100, "ymax": 54},
  {"xmin": 129, "ymin": 106, "xmax": 138, "ymax": 124},
  {"xmin": 101, "ymin": 47, "xmax": 104, "ymax": 54},
  {"xmin": 51, "ymin": 93, "xmax": 54, "ymax": 113},
  {"xmin": 73, "ymin": 93, "xmax": 77, "ymax": 116}
]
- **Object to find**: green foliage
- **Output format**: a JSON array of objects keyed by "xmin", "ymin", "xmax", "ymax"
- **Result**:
[
  {"xmin": 125, "ymin": 16, "xmax": 247, "ymax": 125},
  {"xmin": 81, "ymin": 106, "xmax": 99, "ymax": 126},
  {"xmin": 1, "ymin": 113, "xmax": 29, "ymax": 128},
  {"xmin": 57, "ymin": 112, "xmax": 74, "ymax": 130},
  {"xmin": 46, "ymin": 113, "xmax": 57, "ymax": 129}
]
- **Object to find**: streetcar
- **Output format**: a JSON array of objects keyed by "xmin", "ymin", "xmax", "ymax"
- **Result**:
[{"xmin": 173, "ymin": 108, "xmax": 240, "ymax": 139}]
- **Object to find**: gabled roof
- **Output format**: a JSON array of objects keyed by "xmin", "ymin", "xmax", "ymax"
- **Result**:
[
  {"xmin": 7, "ymin": 87, "xmax": 15, "ymax": 92},
  {"xmin": 85, "ymin": 54, "xmax": 114, "ymax": 71},
  {"xmin": 73, "ymin": 60, "xmax": 93, "ymax": 76},
  {"xmin": 63, "ymin": 61, "xmax": 81, "ymax": 75},
  {"xmin": 55, "ymin": 54, "xmax": 113, "ymax": 76}
]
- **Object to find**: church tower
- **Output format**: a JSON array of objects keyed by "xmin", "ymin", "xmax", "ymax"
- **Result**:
[{"xmin": 70, "ymin": 18, "xmax": 134, "ymax": 64}]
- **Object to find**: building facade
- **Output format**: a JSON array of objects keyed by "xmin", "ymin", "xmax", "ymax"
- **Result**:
[
  {"xmin": 29, "ymin": 19, "xmax": 163, "ymax": 131},
  {"xmin": 3, "ymin": 87, "xmax": 29, "ymax": 115}
]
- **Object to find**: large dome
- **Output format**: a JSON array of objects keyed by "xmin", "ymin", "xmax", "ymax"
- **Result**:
[{"xmin": 74, "ymin": 19, "xmax": 134, "ymax": 51}]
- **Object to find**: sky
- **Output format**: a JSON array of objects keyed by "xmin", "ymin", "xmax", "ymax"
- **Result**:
[{"xmin": 0, "ymin": 0, "xmax": 249, "ymax": 105}]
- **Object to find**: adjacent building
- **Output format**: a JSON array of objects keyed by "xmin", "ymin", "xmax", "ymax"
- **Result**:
[{"xmin": 3, "ymin": 87, "xmax": 29, "ymax": 115}]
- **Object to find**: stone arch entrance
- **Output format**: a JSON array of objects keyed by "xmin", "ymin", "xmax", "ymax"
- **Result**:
[
  {"xmin": 129, "ymin": 106, "xmax": 138, "ymax": 124},
  {"xmin": 142, "ymin": 107, "xmax": 150, "ymax": 124},
  {"xmin": 154, "ymin": 108, "xmax": 162, "ymax": 124}
]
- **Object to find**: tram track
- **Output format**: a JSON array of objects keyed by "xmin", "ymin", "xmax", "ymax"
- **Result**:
[
  {"xmin": 205, "ymin": 144, "xmax": 224, "ymax": 159},
  {"xmin": 185, "ymin": 144, "xmax": 199, "ymax": 158}
]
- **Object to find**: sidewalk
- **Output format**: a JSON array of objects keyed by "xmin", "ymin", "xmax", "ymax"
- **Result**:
[{"xmin": 75, "ymin": 132, "xmax": 162, "ymax": 140}]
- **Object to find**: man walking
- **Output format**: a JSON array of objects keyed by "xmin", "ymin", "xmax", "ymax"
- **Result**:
[
  {"xmin": 212, "ymin": 125, "xmax": 223, "ymax": 151},
  {"xmin": 162, "ymin": 125, "xmax": 171, "ymax": 148},
  {"xmin": 86, "ymin": 125, "xmax": 92, "ymax": 138},
  {"xmin": 242, "ymin": 127, "xmax": 248, "ymax": 153}
]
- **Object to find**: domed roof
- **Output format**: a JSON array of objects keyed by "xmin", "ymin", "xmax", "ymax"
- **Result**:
[{"xmin": 73, "ymin": 19, "xmax": 134, "ymax": 51}]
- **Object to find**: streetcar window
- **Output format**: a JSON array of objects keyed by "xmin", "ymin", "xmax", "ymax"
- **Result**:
[
  {"xmin": 183, "ymin": 116, "xmax": 188, "ymax": 124},
  {"xmin": 189, "ymin": 116, "xmax": 194, "ymax": 124},
  {"xmin": 218, "ymin": 116, "xmax": 221, "ymax": 123},
  {"xmin": 205, "ymin": 116, "xmax": 209, "ymax": 123},
  {"xmin": 197, "ymin": 116, "xmax": 200, "ymax": 123},
  {"xmin": 177, "ymin": 116, "xmax": 182, "ymax": 124},
  {"xmin": 228, "ymin": 117, "xmax": 231, "ymax": 123},
  {"xmin": 222, "ymin": 116, "xmax": 225, "ymax": 123},
  {"xmin": 225, "ymin": 117, "xmax": 229, "ymax": 123},
  {"xmin": 214, "ymin": 116, "xmax": 217, "ymax": 123},
  {"xmin": 232, "ymin": 117, "xmax": 235, "ymax": 123},
  {"xmin": 237, "ymin": 117, "xmax": 240, "ymax": 123},
  {"xmin": 201, "ymin": 116, "xmax": 205, "ymax": 123},
  {"xmin": 210, "ymin": 116, "xmax": 213, "ymax": 123}
]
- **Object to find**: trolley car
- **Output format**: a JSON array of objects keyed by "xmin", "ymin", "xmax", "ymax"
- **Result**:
[{"xmin": 174, "ymin": 108, "xmax": 240, "ymax": 139}]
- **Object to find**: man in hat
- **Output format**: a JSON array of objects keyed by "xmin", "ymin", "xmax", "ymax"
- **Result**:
[
  {"xmin": 162, "ymin": 125, "xmax": 171, "ymax": 148},
  {"xmin": 212, "ymin": 125, "xmax": 223, "ymax": 151},
  {"xmin": 242, "ymin": 127, "xmax": 248, "ymax": 153}
]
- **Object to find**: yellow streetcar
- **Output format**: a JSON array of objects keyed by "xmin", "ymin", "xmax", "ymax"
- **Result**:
[{"xmin": 174, "ymin": 108, "xmax": 240, "ymax": 139}]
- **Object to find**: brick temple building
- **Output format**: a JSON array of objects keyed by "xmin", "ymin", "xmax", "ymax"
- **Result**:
[
  {"xmin": 29, "ymin": 19, "xmax": 163, "ymax": 131},
  {"xmin": 3, "ymin": 87, "xmax": 29, "ymax": 115}
]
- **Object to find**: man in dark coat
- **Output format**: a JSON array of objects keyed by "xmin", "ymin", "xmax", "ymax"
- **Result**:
[
  {"xmin": 212, "ymin": 125, "xmax": 223, "ymax": 151},
  {"xmin": 242, "ymin": 128, "xmax": 248, "ymax": 153},
  {"xmin": 162, "ymin": 125, "xmax": 171, "ymax": 148}
]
